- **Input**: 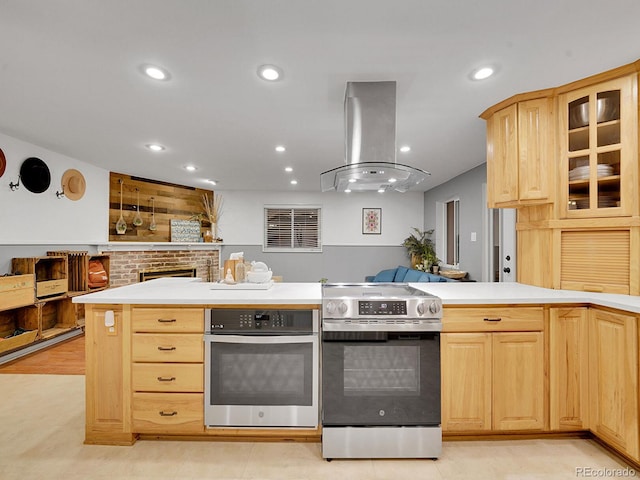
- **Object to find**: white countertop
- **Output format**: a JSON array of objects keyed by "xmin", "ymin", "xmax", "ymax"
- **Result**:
[
  {"xmin": 72, "ymin": 278, "xmax": 322, "ymax": 305},
  {"xmin": 409, "ymin": 282, "xmax": 640, "ymax": 313},
  {"xmin": 73, "ymin": 278, "xmax": 640, "ymax": 314}
]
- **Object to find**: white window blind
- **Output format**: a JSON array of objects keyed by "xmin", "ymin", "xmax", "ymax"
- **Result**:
[{"xmin": 264, "ymin": 206, "xmax": 322, "ymax": 252}]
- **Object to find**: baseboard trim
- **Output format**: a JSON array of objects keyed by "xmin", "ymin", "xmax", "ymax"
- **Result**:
[{"xmin": 0, "ymin": 329, "xmax": 83, "ymax": 365}]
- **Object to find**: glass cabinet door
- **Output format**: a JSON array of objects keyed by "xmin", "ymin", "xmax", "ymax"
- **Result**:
[{"xmin": 562, "ymin": 75, "xmax": 635, "ymax": 217}]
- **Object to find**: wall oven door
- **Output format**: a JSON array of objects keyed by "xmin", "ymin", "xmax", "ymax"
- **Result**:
[
  {"xmin": 205, "ymin": 334, "xmax": 319, "ymax": 428},
  {"xmin": 322, "ymin": 331, "xmax": 440, "ymax": 427}
]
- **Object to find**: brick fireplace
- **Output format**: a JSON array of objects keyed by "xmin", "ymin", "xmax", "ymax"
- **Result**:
[{"xmin": 99, "ymin": 244, "xmax": 221, "ymax": 287}]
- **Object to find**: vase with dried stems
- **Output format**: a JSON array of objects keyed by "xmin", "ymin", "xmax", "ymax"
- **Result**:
[{"xmin": 202, "ymin": 192, "xmax": 223, "ymax": 242}]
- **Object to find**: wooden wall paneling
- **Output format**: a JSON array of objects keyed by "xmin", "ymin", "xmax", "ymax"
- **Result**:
[{"xmin": 109, "ymin": 173, "xmax": 214, "ymax": 242}]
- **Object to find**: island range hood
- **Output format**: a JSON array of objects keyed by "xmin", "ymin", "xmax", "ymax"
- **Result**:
[{"xmin": 321, "ymin": 81, "xmax": 430, "ymax": 193}]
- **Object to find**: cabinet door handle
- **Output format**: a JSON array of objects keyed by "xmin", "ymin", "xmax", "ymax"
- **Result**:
[
  {"xmin": 157, "ymin": 318, "xmax": 177, "ymax": 323},
  {"xmin": 157, "ymin": 376, "xmax": 176, "ymax": 382},
  {"xmin": 157, "ymin": 346, "xmax": 177, "ymax": 351},
  {"xmin": 583, "ymin": 285, "xmax": 604, "ymax": 293},
  {"xmin": 483, "ymin": 317, "xmax": 502, "ymax": 322},
  {"xmin": 159, "ymin": 411, "xmax": 178, "ymax": 417}
]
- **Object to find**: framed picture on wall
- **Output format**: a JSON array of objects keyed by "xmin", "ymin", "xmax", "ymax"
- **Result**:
[{"xmin": 362, "ymin": 208, "xmax": 381, "ymax": 234}]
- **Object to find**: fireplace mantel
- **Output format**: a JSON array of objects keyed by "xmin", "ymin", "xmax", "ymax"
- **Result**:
[{"xmin": 97, "ymin": 242, "xmax": 222, "ymax": 253}]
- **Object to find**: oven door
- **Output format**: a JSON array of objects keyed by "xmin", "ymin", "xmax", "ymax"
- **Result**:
[
  {"xmin": 204, "ymin": 334, "xmax": 319, "ymax": 428},
  {"xmin": 322, "ymin": 331, "xmax": 440, "ymax": 426}
]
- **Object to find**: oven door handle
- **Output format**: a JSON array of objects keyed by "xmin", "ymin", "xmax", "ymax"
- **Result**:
[{"xmin": 206, "ymin": 334, "xmax": 317, "ymax": 345}]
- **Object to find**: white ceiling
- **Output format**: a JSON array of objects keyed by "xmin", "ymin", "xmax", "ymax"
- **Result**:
[{"xmin": 1, "ymin": 0, "xmax": 640, "ymax": 192}]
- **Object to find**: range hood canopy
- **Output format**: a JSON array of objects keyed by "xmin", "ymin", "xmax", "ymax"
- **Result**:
[{"xmin": 321, "ymin": 81, "xmax": 430, "ymax": 193}]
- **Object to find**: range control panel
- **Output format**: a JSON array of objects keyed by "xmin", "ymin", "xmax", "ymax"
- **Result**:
[
  {"xmin": 358, "ymin": 300, "xmax": 407, "ymax": 316},
  {"xmin": 207, "ymin": 309, "xmax": 317, "ymax": 334}
]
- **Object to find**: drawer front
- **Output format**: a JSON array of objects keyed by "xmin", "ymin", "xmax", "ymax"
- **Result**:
[
  {"xmin": 132, "ymin": 333, "xmax": 203, "ymax": 362},
  {"xmin": 132, "ymin": 392, "xmax": 204, "ymax": 434},
  {"xmin": 36, "ymin": 279, "xmax": 68, "ymax": 298},
  {"xmin": 443, "ymin": 307, "xmax": 544, "ymax": 332},
  {"xmin": 132, "ymin": 308, "xmax": 204, "ymax": 333},
  {"xmin": 132, "ymin": 363, "xmax": 203, "ymax": 392}
]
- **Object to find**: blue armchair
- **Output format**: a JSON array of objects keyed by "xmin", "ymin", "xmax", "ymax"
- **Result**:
[{"xmin": 365, "ymin": 265, "xmax": 457, "ymax": 283}]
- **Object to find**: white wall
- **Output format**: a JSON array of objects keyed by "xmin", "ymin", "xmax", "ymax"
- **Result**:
[
  {"xmin": 0, "ymin": 132, "xmax": 109, "ymax": 244},
  {"xmin": 423, "ymin": 163, "xmax": 487, "ymax": 281},
  {"xmin": 217, "ymin": 190, "xmax": 424, "ymax": 246}
]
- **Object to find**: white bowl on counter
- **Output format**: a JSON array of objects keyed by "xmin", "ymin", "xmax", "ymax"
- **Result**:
[{"xmin": 246, "ymin": 270, "xmax": 273, "ymax": 283}]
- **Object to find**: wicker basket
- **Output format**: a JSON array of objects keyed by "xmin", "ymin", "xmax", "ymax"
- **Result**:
[{"xmin": 440, "ymin": 270, "xmax": 467, "ymax": 280}]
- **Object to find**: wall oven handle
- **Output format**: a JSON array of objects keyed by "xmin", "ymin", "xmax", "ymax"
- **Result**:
[{"xmin": 206, "ymin": 334, "xmax": 317, "ymax": 345}]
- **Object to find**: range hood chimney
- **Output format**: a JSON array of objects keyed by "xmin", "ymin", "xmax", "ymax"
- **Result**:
[{"xmin": 321, "ymin": 81, "xmax": 430, "ymax": 193}]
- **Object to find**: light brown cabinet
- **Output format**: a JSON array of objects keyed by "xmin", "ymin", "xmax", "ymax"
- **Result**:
[
  {"xmin": 589, "ymin": 308, "xmax": 639, "ymax": 459},
  {"xmin": 484, "ymin": 97, "xmax": 553, "ymax": 208},
  {"xmin": 559, "ymin": 75, "xmax": 637, "ymax": 218},
  {"xmin": 84, "ymin": 305, "xmax": 134, "ymax": 445},
  {"xmin": 549, "ymin": 307, "xmax": 589, "ymax": 431},
  {"xmin": 131, "ymin": 307, "xmax": 205, "ymax": 435},
  {"xmin": 485, "ymin": 60, "xmax": 640, "ymax": 296},
  {"xmin": 441, "ymin": 307, "xmax": 545, "ymax": 432}
]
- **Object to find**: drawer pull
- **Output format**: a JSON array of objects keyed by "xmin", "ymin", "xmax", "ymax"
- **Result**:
[
  {"xmin": 157, "ymin": 376, "xmax": 176, "ymax": 382},
  {"xmin": 159, "ymin": 410, "xmax": 178, "ymax": 417},
  {"xmin": 483, "ymin": 317, "xmax": 502, "ymax": 322},
  {"xmin": 157, "ymin": 346, "xmax": 177, "ymax": 351},
  {"xmin": 157, "ymin": 318, "xmax": 177, "ymax": 323}
]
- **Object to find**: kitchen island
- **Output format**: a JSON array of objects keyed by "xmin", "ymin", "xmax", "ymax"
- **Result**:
[{"xmin": 75, "ymin": 279, "xmax": 640, "ymax": 468}]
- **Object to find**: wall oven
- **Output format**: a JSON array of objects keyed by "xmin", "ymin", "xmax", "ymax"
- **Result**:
[
  {"xmin": 204, "ymin": 308, "xmax": 319, "ymax": 428},
  {"xmin": 321, "ymin": 283, "xmax": 442, "ymax": 459}
]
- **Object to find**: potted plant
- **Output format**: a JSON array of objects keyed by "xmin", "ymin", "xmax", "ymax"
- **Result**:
[{"xmin": 402, "ymin": 227, "xmax": 439, "ymax": 270}]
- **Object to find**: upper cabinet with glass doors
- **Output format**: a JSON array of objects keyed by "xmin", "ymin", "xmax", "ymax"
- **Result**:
[{"xmin": 559, "ymin": 75, "xmax": 637, "ymax": 218}]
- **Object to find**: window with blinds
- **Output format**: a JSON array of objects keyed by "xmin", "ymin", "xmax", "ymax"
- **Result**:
[{"xmin": 264, "ymin": 206, "xmax": 322, "ymax": 252}]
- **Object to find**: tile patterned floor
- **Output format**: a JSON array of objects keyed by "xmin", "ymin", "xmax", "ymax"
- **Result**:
[{"xmin": 0, "ymin": 374, "xmax": 636, "ymax": 479}]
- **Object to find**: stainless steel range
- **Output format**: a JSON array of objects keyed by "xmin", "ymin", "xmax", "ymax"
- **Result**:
[{"xmin": 321, "ymin": 283, "xmax": 442, "ymax": 460}]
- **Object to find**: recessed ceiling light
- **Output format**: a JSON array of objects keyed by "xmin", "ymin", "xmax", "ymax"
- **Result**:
[
  {"xmin": 389, "ymin": 178, "xmax": 397, "ymax": 183},
  {"xmin": 258, "ymin": 64, "xmax": 283, "ymax": 81},
  {"xmin": 290, "ymin": 179, "xmax": 298, "ymax": 185},
  {"xmin": 205, "ymin": 179, "xmax": 217, "ymax": 186},
  {"xmin": 377, "ymin": 188, "xmax": 385, "ymax": 193},
  {"xmin": 146, "ymin": 143, "xmax": 165, "ymax": 152},
  {"xmin": 348, "ymin": 178, "xmax": 356, "ymax": 183},
  {"xmin": 285, "ymin": 167, "xmax": 293, "ymax": 172},
  {"xmin": 399, "ymin": 145, "xmax": 411, "ymax": 153},
  {"xmin": 141, "ymin": 64, "xmax": 171, "ymax": 81},
  {"xmin": 275, "ymin": 145, "xmax": 286, "ymax": 152},
  {"xmin": 344, "ymin": 189, "xmax": 351, "ymax": 193},
  {"xmin": 471, "ymin": 66, "xmax": 494, "ymax": 80},
  {"xmin": 184, "ymin": 165, "xmax": 197, "ymax": 172}
]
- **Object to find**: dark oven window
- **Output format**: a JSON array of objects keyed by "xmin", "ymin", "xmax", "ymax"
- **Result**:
[
  {"xmin": 209, "ymin": 341, "xmax": 313, "ymax": 406},
  {"xmin": 344, "ymin": 345, "xmax": 420, "ymax": 396},
  {"xmin": 322, "ymin": 333, "xmax": 440, "ymax": 426}
]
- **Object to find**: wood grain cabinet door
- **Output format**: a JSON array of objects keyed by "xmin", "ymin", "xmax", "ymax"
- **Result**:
[
  {"xmin": 492, "ymin": 332, "xmax": 544, "ymax": 431},
  {"xmin": 441, "ymin": 333, "xmax": 492, "ymax": 431},
  {"xmin": 517, "ymin": 98, "xmax": 552, "ymax": 203},
  {"xmin": 487, "ymin": 104, "xmax": 519, "ymax": 206},
  {"xmin": 549, "ymin": 307, "xmax": 589, "ymax": 431},
  {"xmin": 589, "ymin": 308, "xmax": 639, "ymax": 459}
]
